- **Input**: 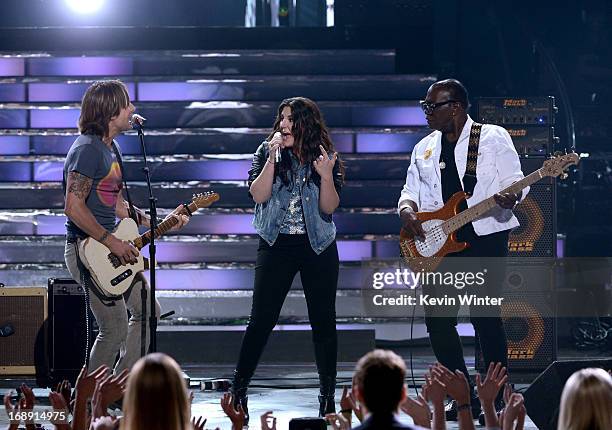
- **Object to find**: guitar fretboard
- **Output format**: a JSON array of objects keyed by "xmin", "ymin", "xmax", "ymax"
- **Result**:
[
  {"xmin": 133, "ymin": 202, "xmax": 198, "ymax": 249},
  {"xmin": 441, "ymin": 169, "xmax": 543, "ymax": 235}
]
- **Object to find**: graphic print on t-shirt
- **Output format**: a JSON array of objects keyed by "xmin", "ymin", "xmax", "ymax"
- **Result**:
[{"xmin": 96, "ymin": 160, "xmax": 122, "ymax": 207}]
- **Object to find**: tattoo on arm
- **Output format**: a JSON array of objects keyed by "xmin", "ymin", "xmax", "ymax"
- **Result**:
[
  {"xmin": 99, "ymin": 231, "xmax": 110, "ymax": 243},
  {"xmin": 67, "ymin": 171, "xmax": 93, "ymax": 200}
]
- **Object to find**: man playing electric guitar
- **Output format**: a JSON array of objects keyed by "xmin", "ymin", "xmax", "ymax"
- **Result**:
[
  {"xmin": 63, "ymin": 80, "xmax": 189, "ymax": 375},
  {"xmin": 398, "ymin": 79, "xmax": 528, "ymax": 422}
]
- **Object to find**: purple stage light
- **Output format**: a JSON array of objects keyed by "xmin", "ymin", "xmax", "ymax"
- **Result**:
[
  {"xmin": 556, "ymin": 236, "xmax": 564, "ymax": 258},
  {"xmin": 29, "ymin": 82, "xmax": 136, "ymax": 102},
  {"xmin": 337, "ymin": 240, "xmax": 372, "ymax": 260},
  {"xmin": 0, "ymin": 58, "xmax": 25, "ymax": 76},
  {"xmin": 374, "ymin": 240, "xmax": 401, "ymax": 259},
  {"xmin": 32, "ymin": 135, "xmax": 77, "ymax": 155},
  {"xmin": 30, "ymin": 109, "xmax": 80, "ymax": 128},
  {"xmin": 186, "ymin": 160, "xmax": 250, "ymax": 181},
  {"xmin": 0, "ymin": 110, "xmax": 28, "ymax": 128},
  {"xmin": 28, "ymin": 57, "xmax": 133, "ymax": 76},
  {"xmin": 0, "ymin": 219, "xmax": 34, "ymax": 235},
  {"xmin": 138, "ymin": 82, "xmax": 245, "ymax": 101},
  {"xmin": 356, "ymin": 132, "xmax": 422, "ymax": 153},
  {"xmin": 180, "ymin": 214, "xmax": 255, "ymax": 235},
  {"xmin": 33, "ymin": 162, "xmax": 63, "ymax": 181},
  {"xmin": 114, "ymin": 135, "xmax": 142, "ymax": 154},
  {"xmin": 0, "ymin": 163, "xmax": 31, "ymax": 181},
  {"xmin": 352, "ymin": 106, "xmax": 426, "ymax": 126},
  {"xmin": 36, "ymin": 215, "xmax": 65, "ymax": 235},
  {"xmin": 143, "ymin": 268, "xmax": 254, "ymax": 290},
  {"xmin": 0, "ymin": 84, "xmax": 26, "ymax": 102},
  {"xmin": 330, "ymin": 133, "xmax": 353, "ymax": 153},
  {"xmin": 0, "ymin": 136, "xmax": 30, "ymax": 155}
]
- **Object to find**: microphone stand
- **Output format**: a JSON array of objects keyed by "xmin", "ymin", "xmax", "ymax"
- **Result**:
[{"xmin": 135, "ymin": 122, "xmax": 159, "ymax": 354}]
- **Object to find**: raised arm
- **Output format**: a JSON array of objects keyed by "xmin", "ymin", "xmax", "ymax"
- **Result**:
[
  {"xmin": 314, "ymin": 145, "xmax": 340, "ymax": 215},
  {"xmin": 249, "ymin": 138, "xmax": 281, "ymax": 204}
]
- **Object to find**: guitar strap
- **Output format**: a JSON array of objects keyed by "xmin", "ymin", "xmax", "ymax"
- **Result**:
[
  {"xmin": 463, "ymin": 122, "xmax": 482, "ymax": 196},
  {"xmin": 111, "ymin": 141, "xmax": 139, "ymax": 224}
]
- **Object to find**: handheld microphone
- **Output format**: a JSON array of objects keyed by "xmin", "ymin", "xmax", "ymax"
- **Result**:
[
  {"xmin": 273, "ymin": 131, "xmax": 281, "ymax": 163},
  {"xmin": 130, "ymin": 113, "xmax": 147, "ymax": 131}
]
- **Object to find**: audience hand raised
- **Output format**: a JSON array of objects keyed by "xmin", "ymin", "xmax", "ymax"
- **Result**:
[
  {"xmin": 326, "ymin": 412, "xmax": 350, "ymax": 430},
  {"xmin": 400, "ymin": 393, "xmax": 431, "ymax": 428},
  {"xmin": 340, "ymin": 385, "xmax": 363, "ymax": 423},
  {"xmin": 221, "ymin": 392, "xmax": 246, "ymax": 430},
  {"xmin": 191, "ymin": 416, "xmax": 207, "ymax": 430},
  {"xmin": 89, "ymin": 415, "xmax": 119, "ymax": 430},
  {"xmin": 431, "ymin": 363, "xmax": 470, "ymax": 405},
  {"xmin": 76, "ymin": 365, "xmax": 110, "ymax": 400},
  {"xmin": 49, "ymin": 391, "xmax": 70, "ymax": 430},
  {"xmin": 260, "ymin": 410, "xmax": 277, "ymax": 430}
]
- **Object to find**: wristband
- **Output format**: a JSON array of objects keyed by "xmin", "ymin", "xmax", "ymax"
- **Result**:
[{"xmin": 340, "ymin": 408, "xmax": 352, "ymax": 414}]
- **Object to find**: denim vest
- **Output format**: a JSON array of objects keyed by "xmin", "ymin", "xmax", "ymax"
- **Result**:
[{"xmin": 249, "ymin": 142, "xmax": 341, "ymax": 255}]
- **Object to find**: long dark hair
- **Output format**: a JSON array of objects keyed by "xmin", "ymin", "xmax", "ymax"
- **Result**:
[
  {"xmin": 267, "ymin": 97, "xmax": 345, "ymax": 188},
  {"xmin": 78, "ymin": 80, "xmax": 130, "ymax": 137}
]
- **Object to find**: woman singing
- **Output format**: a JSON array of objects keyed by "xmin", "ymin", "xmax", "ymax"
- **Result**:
[{"xmin": 231, "ymin": 97, "xmax": 345, "ymax": 419}]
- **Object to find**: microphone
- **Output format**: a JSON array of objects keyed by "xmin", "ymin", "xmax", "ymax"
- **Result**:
[
  {"xmin": 273, "ymin": 131, "xmax": 281, "ymax": 163},
  {"xmin": 130, "ymin": 113, "xmax": 147, "ymax": 131}
]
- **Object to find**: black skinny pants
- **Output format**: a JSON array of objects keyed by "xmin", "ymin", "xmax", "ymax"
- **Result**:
[
  {"xmin": 235, "ymin": 234, "xmax": 339, "ymax": 380},
  {"xmin": 424, "ymin": 227, "xmax": 510, "ymax": 395}
]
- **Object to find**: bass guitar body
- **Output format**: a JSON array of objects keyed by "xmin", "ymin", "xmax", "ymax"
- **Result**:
[{"xmin": 400, "ymin": 191, "xmax": 470, "ymax": 272}]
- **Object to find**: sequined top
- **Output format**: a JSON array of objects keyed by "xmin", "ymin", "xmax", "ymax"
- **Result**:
[{"xmin": 279, "ymin": 178, "xmax": 306, "ymax": 234}]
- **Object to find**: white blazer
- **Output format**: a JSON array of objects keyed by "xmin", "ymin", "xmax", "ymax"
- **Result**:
[{"xmin": 397, "ymin": 115, "xmax": 529, "ymax": 236}]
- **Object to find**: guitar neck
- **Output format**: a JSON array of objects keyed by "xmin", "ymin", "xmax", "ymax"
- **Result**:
[
  {"xmin": 442, "ymin": 169, "xmax": 544, "ymax": 235},
  {"xmin": 132, "ymin": 202, "xmax": 197, "ymax": 249}
]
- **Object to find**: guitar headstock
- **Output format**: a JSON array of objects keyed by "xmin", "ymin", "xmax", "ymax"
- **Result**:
[
  {"xmin": 191, "ymin": 192, "xmax": 220, "ymax": 209},
  {"xmin": 541, "ymin": 153, "xmax": 580, "ymax": 178}
]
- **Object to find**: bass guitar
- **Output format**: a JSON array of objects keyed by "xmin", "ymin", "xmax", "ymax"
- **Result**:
[{"xmin": 400, "ymin": 153, "xmax": 579, "ymax": 272}]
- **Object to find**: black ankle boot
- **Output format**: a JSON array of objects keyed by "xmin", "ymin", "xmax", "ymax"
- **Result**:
[
  {"xmin": 230, "ymin": 371, "xmax": 250, "ymax": 424},
  {"xmin": 318, "ymin": 375, "xmax": 336, "ymax": 417}
]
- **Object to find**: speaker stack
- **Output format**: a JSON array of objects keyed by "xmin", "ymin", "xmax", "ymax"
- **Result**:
[
  {"xmin": 476, "ymin": 97, "xmax": 559, "ymax": 374},
  {"xmin": 47, "ymin": 278, "xmax": 97, "ymax": 385}
]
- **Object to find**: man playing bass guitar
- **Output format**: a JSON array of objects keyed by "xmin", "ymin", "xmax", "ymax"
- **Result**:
[{"xmin": 398, "ymin": 79, "xmax": 528, "ymax": 422}]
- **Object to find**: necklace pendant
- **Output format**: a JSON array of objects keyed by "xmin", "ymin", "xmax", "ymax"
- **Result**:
[{"xmin": 439, "ymin": 161, "xmax": 446, "ymax": 170}]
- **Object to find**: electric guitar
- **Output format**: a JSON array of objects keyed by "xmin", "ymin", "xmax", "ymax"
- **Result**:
[
  {"xmin": 400, "ymin": 153, "xmax": 579, "ymax": 272},
  {"xmin": 78, "ymin": 192, "xmax": 220, "ymax": 296}
]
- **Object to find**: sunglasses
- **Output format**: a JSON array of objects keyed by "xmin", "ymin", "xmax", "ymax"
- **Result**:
[{"xmin": 420, "ymin": 99, "xmax": 459, "ymax": 115}]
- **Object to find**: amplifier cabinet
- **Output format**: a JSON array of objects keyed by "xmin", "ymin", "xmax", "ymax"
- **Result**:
[
  {"xmin": 48, "ymin": 278, "xmax": 97, "ymax": 385},
  {"xmin": 0, "ymin": 287, "xmax": 47, "ymax": 375}
]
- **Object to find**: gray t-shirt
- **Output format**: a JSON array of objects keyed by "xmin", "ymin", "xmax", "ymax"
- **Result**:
[{"xmin": 63, "ymin": 134, "xmax": 123, "ymax": 238}]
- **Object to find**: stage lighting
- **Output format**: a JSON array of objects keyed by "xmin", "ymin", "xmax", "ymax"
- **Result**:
[{"xmin": 65, "ymin": 0, "xmax": 105, "ymax": 14}]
